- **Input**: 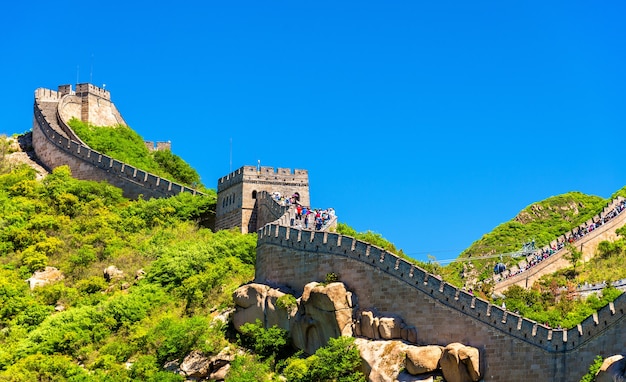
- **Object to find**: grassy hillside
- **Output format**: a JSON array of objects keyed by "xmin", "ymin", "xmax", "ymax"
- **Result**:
[
  {"xmin": 438, "ymin": 192, "xmax": 609, "ymax": 287},
  {"xmin": 68, "ymin": 118, "xmax": 203, "ymax": 189}
]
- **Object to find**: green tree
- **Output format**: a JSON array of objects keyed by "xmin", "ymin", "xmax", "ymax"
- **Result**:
[
  {"xmin": 238, "ymin": 320, "xmax": 290, "ymax": 361},
  {"xmin": 565, "ymin": 244, "xmax": 583, "ymax": 277},
  {"xmin": 283, "ymin": 336, "xmax": 366, "ymax": 382}
]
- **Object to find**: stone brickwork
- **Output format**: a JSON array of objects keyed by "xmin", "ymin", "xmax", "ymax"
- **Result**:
[
  {"xmin": 215, "ymin": 165, "xmax": 310, "ymax": 233},
  {"xmin": 255, "ymin": 223, "xmax": 626, "ymax": 381},
  {"xmin": 32, "ymin": 85, "xmax": 201, "ymax": 200}
]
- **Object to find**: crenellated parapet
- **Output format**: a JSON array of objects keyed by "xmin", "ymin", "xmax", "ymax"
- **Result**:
[
  {"xmin": 35, "ymin": 88, "xmax": 63, "ymax": 102},
  {"xmin": 75, "ymin": 83, "xmax": 110, "ymax": 100},
  {"xmin": 217, "ymin": 166, "xmax": 309, "ymax": 192},
  {"xmin": 255, "ymin": 218, "xmax": 626, "ymax": 381}
]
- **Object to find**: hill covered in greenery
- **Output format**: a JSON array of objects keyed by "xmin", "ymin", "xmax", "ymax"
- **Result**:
[
  {"xmin": 68, "ymin": 118, "xmax": 203, "ymax": 189},
  {"xmin": 0, "ymin": 134, "xmax": 368, "ymax": 381},
  {"xmin": 438, "ymin": 190, "xmax": 626, "ymax": 288}
]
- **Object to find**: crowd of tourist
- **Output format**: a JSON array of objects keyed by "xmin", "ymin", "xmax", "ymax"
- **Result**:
[
  {"xmin": 271, "ymin": 191, "xmax": 336, "ymax": 231},
  {"xmin": 496, "ymin": 199, "xmax": 626, "ymax": 282}
]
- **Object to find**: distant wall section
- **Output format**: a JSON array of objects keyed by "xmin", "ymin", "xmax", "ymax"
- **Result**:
[
  {"xmin": 32, "ymin": 85, "xmax": 201, "ymax": 200},
  {"xmin": 494, "ymin": 197, "xmax": 626, "ymax": 292}
]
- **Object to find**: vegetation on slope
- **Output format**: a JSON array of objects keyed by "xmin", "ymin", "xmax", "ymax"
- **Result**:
[
  {"xmin": 68, "ymin": 118, "xmax": 203, "ymax": 188},
  {"xmin": 439, "ymin": 192, "xmax": 608, "ymax": 287},
  {"xmin": 0, "ymin": 136, "xmax": 370, "ymax": 381},
  {"xmin": 497, "ymin": 225, "xmax": 626, "ymax": 329},
  {"xmin": 0, "ymin": 159, "xmax": 260, "ymax": 380}
]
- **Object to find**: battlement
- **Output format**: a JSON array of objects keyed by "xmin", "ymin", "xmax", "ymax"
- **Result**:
[
  {"xmin": 217, "ymin": 165, "xmax": 309, "ymax": 192},
  {"xmin": 215, "ymin": 165, "xmax": 310, "ymax": 233},
  {"xmin": 218, "ymin": 166, "xmax": 308, "ymax": 188},
  {"xmin": 75, "ymin": 83, "xmax": 110, "ymax": 100},
  {"xmin": 35, "ymin": 88, "xmax": 62, "ymax": 101}
]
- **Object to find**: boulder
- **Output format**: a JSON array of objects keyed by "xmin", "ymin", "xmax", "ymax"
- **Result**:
[
  {"xmin": 355, "ymin": 338, "xmax": 411, "ymax": 382},
  {"xmin": 378, "ymin": 316, "xmax": 402, "ymax": 340},
  {"xmin": 265, "ymin": 287, "xmax": 293, "ymax": 330},
  {"xmin": 181, "ymin": 347, "xmax": 236, "ymax": 380},
  {"xmin": 596, "ymin": 355, "xmax": 626, "ymax": 382},
  {"xmin": 103, "ymin": 265, "xmax": 124, "ymax": 282},
  {"xmin": 405, "ymin": 345, "xmax": 443, "ymax": 375},
  {"xmin": 291, "ymin": 282, "xmax": 354, "ymax": 354},
  {"xmin": 180, "ymin": 350, "xmax": 210, "ymax": 378},
  {"xmin": 26, "ymin": 267, "xmax": 64, "ymax": 289},
  {"xmin": 360, "ymin": 310, "xmax": 378, "ymax": 340},
  {"xmin": 232, "ymin": 284, "xmax": 268, "ymax": 330},
  {"xmin": 210, "ymin": 363, "xmax": 230, "ymax": 381},
  {"xmin": 232, "ymin": 283, "xmax": 298, "ymax": 335},
  {"xmin": 135, "ymin": 268, "xmax": 146, "ymax": 280},
  {"xmin": 439, "ymin": 343, "xmax": 481, "ymax": 382}
]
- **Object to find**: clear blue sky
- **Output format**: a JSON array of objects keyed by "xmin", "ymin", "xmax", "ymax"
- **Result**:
[{"xmin": 2, "ymin": 1, "xmax": 625, "ymax": 263}]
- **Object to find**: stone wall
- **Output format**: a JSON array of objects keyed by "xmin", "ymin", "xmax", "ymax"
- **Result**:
[
  {"xmin": 32, "ymin": 87, "xmax": 201, "ymax": 200},
  {"xmin": 255, "ymin": 224, "xmax": 626, "ymax": 381}
]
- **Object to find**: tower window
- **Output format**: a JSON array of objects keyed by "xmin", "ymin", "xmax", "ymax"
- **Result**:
[{"xmin": 252, "ymin": 190, "xmax": 257, "ymax": 199}]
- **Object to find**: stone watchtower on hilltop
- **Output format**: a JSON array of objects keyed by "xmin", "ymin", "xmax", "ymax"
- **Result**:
[
  {"xmin": 56, "ymin": 83, "xmax": 127, "ymax": 127},
  {"xmin": 215, "ymin": 165, "xmax": 310, "ymax": 233}
]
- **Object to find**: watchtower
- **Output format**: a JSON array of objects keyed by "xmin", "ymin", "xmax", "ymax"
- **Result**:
[
  {"xmin": 56, "ymin": 83, "xmax": 126, "ymax": 127},
  {"xmin": 215, "ymin": 165, "xmax": 310, "ymax": 233}
]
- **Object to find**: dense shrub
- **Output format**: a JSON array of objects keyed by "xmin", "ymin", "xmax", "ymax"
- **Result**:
[
  {"xmin": 68, "ymin": 118, "xmax": 202, "ymax": 187},
  {"xmin": 282, "ymin": 336, "xmax": 366, "ymax": 382},
  {"xmin": 238, "ymin": 320, "xmax": 290, "ymax": 360}
]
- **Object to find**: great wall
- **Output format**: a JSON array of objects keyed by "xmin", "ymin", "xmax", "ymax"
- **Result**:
[
  {"xmin": 493, "ymin": 196, "xmax": 626, "ymax": 294},
  {"xmin": 32, "ymin": 85, "xmax": 201, "ymax": 200},
  {"xmin": 255, "ymin": 203, "xmax": 626, "ymax": 381},
  {"xmin": 29, "ymin": 84, "xmax": 626, "ymax": 381}
]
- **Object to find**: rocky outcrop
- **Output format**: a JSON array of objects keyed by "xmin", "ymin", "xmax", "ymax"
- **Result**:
[
  {"xmin": 232, "ymin": 283, "xmax": 296, "ymax": 332},
  {"xmin": 355, "ymin": 309, "xmax": 417, "ymax": 343},
  {"xmin": 103, "ymin": 265, "xmax": 124, "ymax": 282},
  {"xmin": 291, "ymin": 282, "xmax": 355, "ymax": 354},
  {"xmin": 180, "ymin": 348, "xmax": 234, "ymax": 380},
  {"xmin": 26, "ymin": 266, "xmax": 64, "ymax": 289},
  {"xmin": 405, "ymin": 345, "xmax": 444, "ymax": 375},
  {"xmin": 439, "ymin": 342, "xmax": 481, "ymax": 382},
  {"xmin": 355, "ymin": 339, "xmax": 412, "ymax": 382},
  {"xmin": 596, "ymin": 354, "xmax": 626, "ymax": 382},
  {"xmin": 355, "ymin": 339, "xmax": 479, "ymax": 382},
  {"xmin": 163, "ymin": 347, "xmax": 235, "ymax": 381},
  {"xmin": 233, "ymin": 281, "xmax": 355, "ymax": 355},
  {"xmin": 232, "ymin": 281, "xmax": 481, "ymax": 382}
]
